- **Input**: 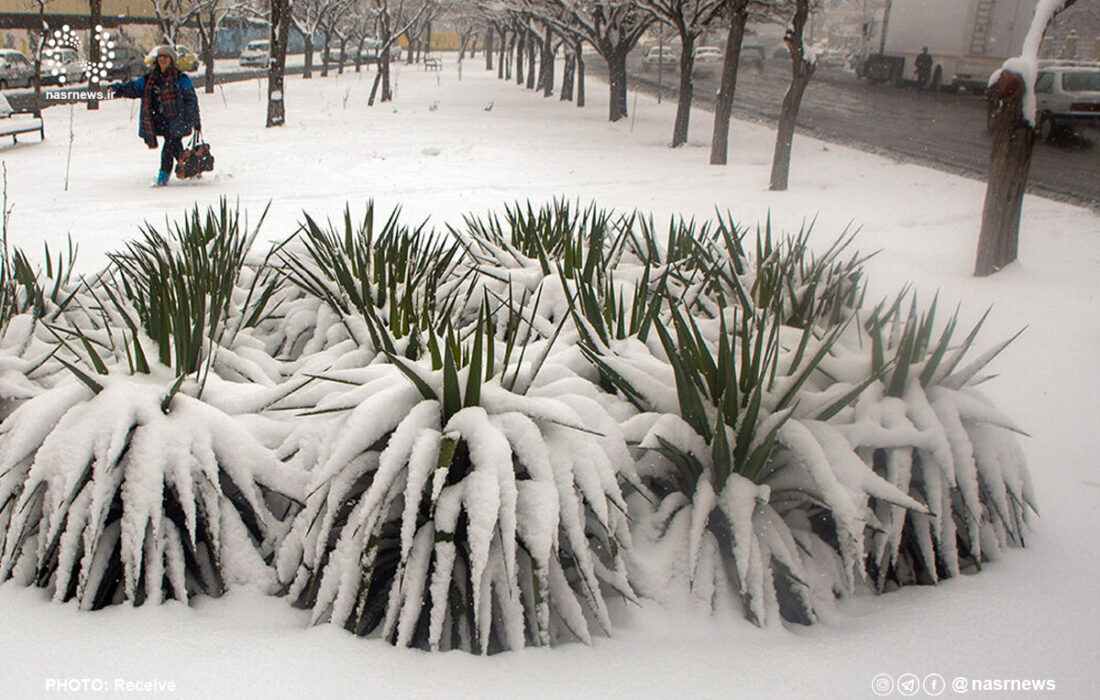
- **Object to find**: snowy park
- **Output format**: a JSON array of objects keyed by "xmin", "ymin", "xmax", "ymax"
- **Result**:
[{"xmin": 0, "ymin": 44, "xmax": 1098, "ymax": 699}]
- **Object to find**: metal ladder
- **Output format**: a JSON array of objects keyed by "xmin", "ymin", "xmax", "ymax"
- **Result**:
[{"xmin": 970, "ymin": 0, "xmax": 996, "ymax": 55}]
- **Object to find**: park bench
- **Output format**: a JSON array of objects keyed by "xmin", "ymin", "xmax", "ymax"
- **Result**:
[
  {"xmin": 0, "ymin": 93, "xmax": 44, "ymax": 145},
  {"xmin": 424, "ymin": 56, "xmax": 442, "ymax": 71}
]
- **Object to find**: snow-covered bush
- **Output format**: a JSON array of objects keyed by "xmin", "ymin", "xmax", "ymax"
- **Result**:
[
  {"xmin": 0, "ymin": 238, "xmax": 83, "ymax": 416},
  {"xmin": 277, "ymin": 370, "xmax": 634, "ymax": 651},
  {"xmin": 0, "ymin": 201, "xmax": 301, "ymax": 608},
  {"xmin": 0, "ymin": 198, "xmax": 1036, "ymax": 646},
  {"xmin": 840, "ymin": 295, "xmax": 1035, "ymax": 588}
]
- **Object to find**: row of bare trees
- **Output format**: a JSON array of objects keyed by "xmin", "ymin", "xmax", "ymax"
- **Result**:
[
  {"xmin": 37, "ymin": 0, "xmax": 439, "ymax": 121},
  {"xmin": 465, "ymin": 0, "xmax": 816, "ymax": 191},
  {"xmin": 263, "ymin": 0, "xmax": 440, "ymax": 125},
  {"xmin": 50, "ymin": 0, "xmax": 1067, "ymax": 276},
  {"xmin": 461, "ymin": 0, "xmax": 1074, "ymax": 276}
]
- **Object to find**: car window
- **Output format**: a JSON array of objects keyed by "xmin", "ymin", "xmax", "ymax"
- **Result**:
[
  {"xmin": 1035, "ymin": 72, "xmax": 1054, "ymax": 93},
  {"xmin": 1062, "ymin": 72, "xmax": 1100, "ymax": 92}
]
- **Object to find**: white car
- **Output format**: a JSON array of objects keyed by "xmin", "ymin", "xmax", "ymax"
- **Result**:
[
  {"xmin": 642, "ymin": 46, "xmax": 678, "ymax": 71},
  {"xmin": 41, "ymin": 47, "xmax": 84, "ymax": 86},
  {"xmin": 1034, "ymin": 65, "xmax": 1100, "ymax": 140},
  {"xmin": 693, "ymin": 46, "xmax": 723, "ymax": 64},
  {"xmin": 239, "ymin": 40, "xmax": 270, "ymax": 68},
  {"xmin": 0, "ymin": 50, "xmax": 33, "ymax": 89},
  {"xmin": 692, "ymin": 46, "xmax": 723, "ymax": 75}
]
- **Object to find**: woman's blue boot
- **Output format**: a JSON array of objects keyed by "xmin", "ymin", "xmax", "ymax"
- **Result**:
[{"xmin": 155, "ymin": 171, "xmax": 169, "ymax": 187}]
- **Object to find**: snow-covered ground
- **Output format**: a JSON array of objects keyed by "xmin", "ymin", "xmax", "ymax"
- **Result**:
[{"xmin": 1, "ymin": 56, "xmax": 1098, "ymax": 699}]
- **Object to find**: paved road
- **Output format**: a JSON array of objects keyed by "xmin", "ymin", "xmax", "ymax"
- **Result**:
[{"xmin": 611, "ymin": 57, "xmax": 1100, "ymax": 210}]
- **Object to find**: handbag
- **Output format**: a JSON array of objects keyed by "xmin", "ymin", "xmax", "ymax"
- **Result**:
[{"xmin": 175, "ymin": 130, "xmax": 214, "ymax": 179}]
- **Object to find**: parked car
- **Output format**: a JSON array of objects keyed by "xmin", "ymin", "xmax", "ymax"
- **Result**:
[
  {"xmin": 0, "ymin": 49, "xmax": 33, "ymax": 89},
  {"xmin": 239, "ymin": 39, "xmax": 270, "ymax": 68},
  {"xmin": 642, "ymin": 46, "xmax": 678, "ymax": 71},
  {"xmin": 693, "ymin": 46, "xmax": 723, "ymax": 64},
  {"xmin": 41, "ymin": 48, "xmax": 84, "ymax": 85},
  {"xmin": 986, "ymin": 64, "xmax": 1100, "ymax": 140},
  {"xmin": 816, "ymin": 49, "xmax": 849, "ymax": 70},
  {"xmin": 691, "ymin": 45, "xmax": 723, "ymax": 76},
  {"xmin": 144, "ymin": 45, "xmax": 199, "ymax": 72},
  {"xmin": 1033, "ymin": 65, "xmax": 1100, "ymax": 140},
  {"xmin": 104, "ymin": 46, "xmax": 146, "ymax": 81},
  {"xmin": 739, "ymin": 45, "xmax": 765, "ymax": 72}
]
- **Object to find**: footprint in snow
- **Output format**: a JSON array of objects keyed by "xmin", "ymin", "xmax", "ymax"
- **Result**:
[{"xmin": 421, "ymin": 147, "xmax": 441, "ymax": 156}]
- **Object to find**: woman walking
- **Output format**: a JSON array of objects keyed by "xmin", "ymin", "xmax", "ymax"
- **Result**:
[{"xmin": 109, "ymin": 46, "xmax": 201, "ymax": 186}]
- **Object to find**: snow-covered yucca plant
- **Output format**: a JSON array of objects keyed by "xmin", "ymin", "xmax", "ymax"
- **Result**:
[
  {"xmin": 671, "ymin": 214, "xmax": 868, "ymax": 331},
  {"xmin": 279, "ymin": 309, "xmax": 634, "ymax": 652},
  {"xmin": 842, "ymin": 294, "xmax": 1034, "ymax": 588},
  {"xmin": 0, "ymin": 237, "xmax": 84, "ymax": 421},
  {"xmin": 278, "ymin": 203, "xmax": 461, "ymax": 358},
  {"xmin": 0, "ymin": 201, "xmax": 301, "ymax": 608},
  {"xmin": 585, "ymin": 297, "xmax": 925, "ymax": 625}
]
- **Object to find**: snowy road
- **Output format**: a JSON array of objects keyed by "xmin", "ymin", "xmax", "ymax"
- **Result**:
[{"xmin": 615, "ymin": 57, "xmax": 1100, "ymax": 210}]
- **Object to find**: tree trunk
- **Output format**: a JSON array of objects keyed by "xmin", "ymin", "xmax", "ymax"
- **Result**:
[
  {"xmin": 485, "ymin": 26, "xmax": 494, "ymax": 71},
  {"xmin": 304, "ymin": 35, "xmax": 314, "ymax": 79},
  {"xmin": 542, "ymin": 28, "xmax": 554, "ymax": 97},
  {"xmin": 975, "ymin": 71, "xmax": 1034, "ymax": 276},
  {"xmin": 355, "ymin": 37, "xmax": 365, "ymax": 73},
  {"xmin": 769, "ymin": 1, "xmax": 816, "ymax": 191},
  {"xmin": 381, "ymin": 52, "xmax": 392, "ymax": 101},
  {"xmin": 338, "ymin": 42, "xmax": 347, "ymax": 75},
  {"xmin": 320, "ymin": 35, "xmax": 331, "ymax": 78},
  {"xmin": 561, "ymin": 52, "xmax": 575, "ymax": 102},
  {"xmin": 87, "ymin": 0, "xmax": 102, "ymax": 109},
  {"xmin": 202, "ymin": 24, "xmax": 216, "ymax": 94},
  {"xmin": 710, "ymin": 6, "xmax": 748, "ymax": 165},
  {"xmin": 267, "ymin": 0, "xmax": 292, "ymax": 128},
  {"xmin": 526, "ymin": 31, "xmax": 537, "ymax": 90},
  {"xmin": 515, "ymin": 32, "xmax": 524, "ymax": 85},
  {"xmin": 607, "ymin": 49, "xmax": 629, "ymax": 122},
  {"xmin": 369, "ymin": 71, "xmax": 381, "ymax": 106},
  {"xmin": 32, "ymin": 5, "xmax": 45, "ymax": 118},
  {"xmin": 769, "ymin": 67, "xmax": 812, "ymax": 190},
  {"xmin": 500, "ymin": 30, "xmax": 508, "ymax": 79},
  {"xmin": 672, "ymin": 32, "xmax": 697, "ymax": 148},
  {"xmin": 575, "ymin": 39, "xmax": 585, "ymax": 108}
]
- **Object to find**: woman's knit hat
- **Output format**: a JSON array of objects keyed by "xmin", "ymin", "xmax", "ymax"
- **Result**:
[{"xmin": 155, "ymin": 45, "xmax": 177, "ymax": 62}]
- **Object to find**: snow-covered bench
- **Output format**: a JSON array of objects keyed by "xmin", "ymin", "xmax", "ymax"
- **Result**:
[
  {"xmin": 0, "ymin": 93, "xmax": 44, "ymax": 145},
  {"xmin": 424, "ymin": 56, "xmax": 441, "ymax": 71}
]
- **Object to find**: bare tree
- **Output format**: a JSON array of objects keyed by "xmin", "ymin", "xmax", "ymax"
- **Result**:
[
  {"xmin": 29, "ymin": 0, "xmax": 57, "ymax": 119},
  {"xmin": 639, "ymin": 0, "xmax": 723, "ymax": 147},
  {"xmin": 345, "ymin": 3, "xmax": 375, "ymax": 73},
  {"xmin": 152, "ymin": 0, "xmax": 205, "ymax": 45},
  {"xmin": 975, "ymin": 0, "xmax": 1078, "ymax": 276},
  {"xmin": 368, "ymin": 0, "xmax": 435, "ymax": 104},
  {"xmin": 535, "ymin": 1, "xmax": 654, "ymax": 122},
  {"xmin": 768, "ymin": 0, "xmax": 815, "ymax": 191},
  {"xmin": 293, "ymin": 0, "xmax": 336, "ymax": 78},
  {"xmin": 318, "ymin": 1, "xmax": 355, "ymax": 77},
  {"xmin": 709, "ymin": 0, "xmax": 772, "ymax": 165},
  {"xmin": 196, "ymin": 1, "xmax": 249, "ymax": 94}
]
